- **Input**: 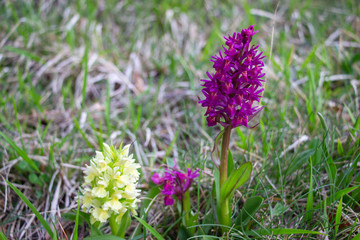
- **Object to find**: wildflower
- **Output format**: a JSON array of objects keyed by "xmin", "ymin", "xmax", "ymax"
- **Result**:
[
  {"xmin": 79, "ymin": 143, "xmax": 141, "ymax": 224},
  {"xmin": 151, "ymin": 163, "xmax": 200, "ymax": 206},
  {"xmin": 198, "ymin": 25, "xmax": 266, "ymax": 128}
]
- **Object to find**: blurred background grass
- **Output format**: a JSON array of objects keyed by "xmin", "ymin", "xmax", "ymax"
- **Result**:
[{"xmin": 0, "ymin": 0, "xmax": 359, "ymax": 239}]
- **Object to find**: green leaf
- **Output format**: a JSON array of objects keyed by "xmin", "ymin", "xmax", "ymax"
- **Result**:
[
  {"xmin": 337, "ymin": 139, "xmax": 344, "ymax": 155},
  {"xmin": 354, "ymin": 114, "xmax": 360, "ymax": 130},
  {"xmin": 134, "ymin": 216, "xmax": 165, "ymax": 240},
  {"xmin": 73, "ymin": 118, "xmax": 94, "ymax": 149},
  {"xmin": 105, "ymin": 81, "xmax": 111, "ymax": 133},
  {"xmin": 301, "ymin": 45, "xmax": 319, "ymax": 70},
  {"xmin": 178, "ymin": 226, "xmax": 192, "ymax": 240},
  {"xmin": 90, "ymin": 224, "xmax": 102, "ymax": 236},
  {"xmin": 236, "ymin": 128, "xmax": 247, "ymax": 149},
  {"xmin": 227, "ymin": 150, "xmax": 234, "ymax": 177},
  {"xmin": 29, "ymin": 173, "xmax": 43, "ymax": 186},
  {"xmin": 344, "ymin": 105, "xmax": 356, "ymax": 125},
  {"xmin": 317, "ymin": 113, "xmax": 337, "ymax": 185},
  {"xmin": 271, "ymin": 203, "xmax": 289, "ymax": 217},
  {"xmin": 333, "ymin": 187, "xmax": 358, "ymax": 205},
  {"xmin": 79, "ymin": 212, "xmax": 91, "ymax": 226},
  {"xmin": 325, "ymin": 156, "xmax": 337, "ymax": 185},
  {"xmin": 6, "ymin": 180, "xmax": 55, "ymax": 239},
  {"xmin": 135, "ymin": 105, "xmax": 142, "ymax": 131},
  {"xmin": 306, "ymin": 157, "xmax": 314, "ymax": 222},
  {"xmin": 81, "ymin": 42, "xmax": 89, "ymax": 107},
  {"xmin": 285, "ymin": 149, "xmax": 316, "ymax": 176},
  {"xmin": 350, "ymin": 174, "xmax": 360, "ymax": 205},
  {"xmin": 0, "ymin": 131, "xmax": 41, "ymax": 173},
  {"xmin": 317, "ymin": 112, "xmax": 328, "ymax": 132},
  {"xmin": 164, "ymin": 130, "xmax": 179, "ymax": 161},
  {"xmin": 220, "ymin": 162, "xmax": 252, "ymax": 201},
  {"xmin": 353, "ymin": 232, "xmax": 360, "ymax": 240},
  {"xmin": 235, "ymin": 196, "xmax": 263, "ymax": 227},
  {"xmin": 334, "ymin": 196, "xmax": 343, "ymax": 236},
  {"xmin": 4, "ymin": 46, "xmax": 43, "ymax": 63},
  {"xmin": 344, "ymin": 152, "xmax": 360, "ymax": 187},
  {"xmin": 61, "ymin": 213, "xmax": 84, "ymax": 225},
  {"xmin": 84, "ymin": 236, "xmax": 125, "ymax": 240},
  {"xmin": 116, "ymin": 211, "xmax": 131, "ymax": 237},
  {"xmin": 0, "ymin": 230, "xmax": 8, "ymax": 240},
  {"xmin": 315, "ymin": 186, "xmax": 359, "ymax": 209},
  {"xmin": 246, "ymin": 228, "xmax": 325, "ymax": 236},
  {"xmin": 73, "ymin": 199, "xmax": 80, "ymax": 240},
  {"xmin": 214, "ymin": 168, "xmax": 221, "ymax": 223}
]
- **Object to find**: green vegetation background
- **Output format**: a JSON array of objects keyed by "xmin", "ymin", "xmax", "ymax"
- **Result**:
[{"xmin": 0, "ymin": 0, "xmax": 359, "ymax": 239}]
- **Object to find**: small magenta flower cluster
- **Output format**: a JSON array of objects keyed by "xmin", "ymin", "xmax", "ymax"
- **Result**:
[
  {"xmin": 199, "ymin": 25, "xmax": 266, "ymax": 128},
  {"xmin": 151, "ymin": 164, "xmax": 200, "ymax": 206}
]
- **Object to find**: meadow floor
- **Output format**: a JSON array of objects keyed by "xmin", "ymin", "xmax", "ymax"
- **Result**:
[{"xmin": 0, "ymin": 0, "xmax": 360, "ymax": 239}]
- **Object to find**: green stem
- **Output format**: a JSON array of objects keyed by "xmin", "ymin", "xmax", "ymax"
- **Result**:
[
  {"xmin": 220, "ymin": 125, "xmax": 232, "ymax": 186},
  {"xmin": 109, "ymin": 214, "xmax": 119, "ymax": 236},
  {"xmin": 183, "ymin": 191, "xmax": 190, "ymax": 224},
  {"xmin": 182, "ymin": 190, "xmax": 195, "ymax": 234},
  {"xmin": 219, "ymin": 125, "xmax": 232, "ymax": 228}
]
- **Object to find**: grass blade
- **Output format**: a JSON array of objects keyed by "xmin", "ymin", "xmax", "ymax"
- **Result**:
[
  {"xmin": 81, "ymin": 43, "xmax": 89, "ymax": 108},
  {"xmin": 6, "ymin": 180, "xmax": 54, "ymax": 239},
  {"xmin": 72, "ymin": 198, "xmax": 80, "ymax": 240},
  {"xmin": 0, "ymin": 230, "xmax": 8, "ymax": 240},
  {"xmin": 306, "ymin": 157, "xmax": 314, "ymax": 222},
  {"xmin": 105, "ymin": 81, "xmax": 111, "ymax": 134},
  {"xmin": 73, "ymin": 118, "xmax": 94, "ymax": 149},
  {"xmin": 84, "ymin": 236, "xmax": 125, "ymax": 240},
  {"xmin": 133, "ymin": 216, "xmax": 165, "ymax": 240},
  {"xmin": 334, "ymin": 196, "xmax": 343, "ymax": 236},
  {"xmin": 317, "ymin": 112, "xmax": 328, "ymax": 133},
  {"xmin": 4, "ymin": 46, "xmax": 43, "ymax": 63},
  {"xmin": 163, "ymin": 130, "xmax": 179, "ymax": 161},
  {"xmin": 0, "ymin": 131, "xmax": 40, "ymax": 173},
  {"xmin": 315, "ymin": 186, "xmax": 359, "ymax": 209},
  {"xmin": 246, "ymin": 228, "xmax": 326, "ymax": 236}
]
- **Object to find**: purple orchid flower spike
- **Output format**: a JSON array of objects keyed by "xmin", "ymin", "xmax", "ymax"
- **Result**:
[
  {"xmin": 198, "ymin": 25, "xmax": 266, "ymax": 128},
  {"xmin": 151, "ymin": 163, "xmax": 200, "ymax": 206}
]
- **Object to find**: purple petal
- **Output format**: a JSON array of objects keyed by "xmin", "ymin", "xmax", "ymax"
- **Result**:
[
  {"xmin": 151, "ymin": 173, "xmax": 164, "ymax": 185},
  {"xmin": 164, "ymin": 195, "xmax": 174, "ymax": 206},
  {"xmin": 198, "ymin": 25, "xmax": 266, "ymax": 128}
]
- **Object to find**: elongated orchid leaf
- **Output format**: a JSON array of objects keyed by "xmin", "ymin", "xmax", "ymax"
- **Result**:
[
  {"xmin": 220, "ymin": 162, "xmax": 252, "ymax": 201},
  {"xmin": 235, "ymin": 196, "xmax": 263, "ymax": 227}
]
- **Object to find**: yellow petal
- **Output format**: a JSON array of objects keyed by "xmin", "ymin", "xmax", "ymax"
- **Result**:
[{"xmin": 91, "ymin": 185, "xmax": 108, "ymax": 198}]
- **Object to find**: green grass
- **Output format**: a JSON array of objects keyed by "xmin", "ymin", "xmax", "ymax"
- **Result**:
[{"xmin": 0, "ymin": 0, "xmax": 360, "ymax": 239}]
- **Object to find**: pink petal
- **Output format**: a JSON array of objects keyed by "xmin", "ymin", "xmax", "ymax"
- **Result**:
[
  {"xmin": 164, "ymin": 195, "xmax": 174, "ymax": 206},
  {"xmin": 151, "ymin": 173, "xmax": 164, "ymax": 185}
]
